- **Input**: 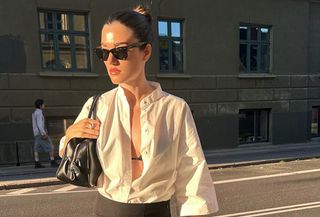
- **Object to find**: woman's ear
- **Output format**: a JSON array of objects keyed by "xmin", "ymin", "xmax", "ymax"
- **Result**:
[{"xmin": 143, "ymin": 44, "xmax": 152, "ymax": 61}]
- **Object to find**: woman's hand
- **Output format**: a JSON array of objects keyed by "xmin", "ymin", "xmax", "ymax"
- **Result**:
[
  {"xmin": 65, "ymin": 118, "xmax": 100, "ymax": 142},
  {"xmin": 59, "ymin": 118, "xmax": 100, "ymax": 157}
]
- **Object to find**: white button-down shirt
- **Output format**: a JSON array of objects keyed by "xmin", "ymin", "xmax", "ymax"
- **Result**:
[{"xmin": 60, "ymin": 82, "xmax": 219, "ymax": 216}]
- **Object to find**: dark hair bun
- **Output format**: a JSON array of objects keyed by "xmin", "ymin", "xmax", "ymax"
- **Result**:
[{"xmin": 133, "ymin": 5, "xmax": 152, "ymax": 25}]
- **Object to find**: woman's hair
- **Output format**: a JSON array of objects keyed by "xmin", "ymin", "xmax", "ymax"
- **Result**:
[
  {"xmin": 34, "ymin": 99, "xmax": 44, "ymax": 108},
  {"xmin": 105, "ymin": 5, "xmax": 153, "ymax": 45}
]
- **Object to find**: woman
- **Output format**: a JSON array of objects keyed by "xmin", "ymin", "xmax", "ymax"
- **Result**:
[{"xmin": 59, "ymin": 6, "xmax": 218, "ymax": 217}]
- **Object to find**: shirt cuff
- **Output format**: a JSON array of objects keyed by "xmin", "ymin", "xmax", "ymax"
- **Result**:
[
  {"xmin": 59, "ymin": 136, "xmax": 66, "ymax": 153},
  {"xmin": 178, "ymin": 197, "xmax": 219, "ymax": 216}
]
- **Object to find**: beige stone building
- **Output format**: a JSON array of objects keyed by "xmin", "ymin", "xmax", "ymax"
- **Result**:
[{"xmin": 0, "ymin": 0, "xmax": 320, "ymax": 164}]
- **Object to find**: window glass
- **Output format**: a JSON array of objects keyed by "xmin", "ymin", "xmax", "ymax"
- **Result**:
[
  {"xmin": 261, "ymin": 28, "xmax": 269, "ymax": 41},
  {"xmin": 73, "ymin": 15, "xmax": 86, "ymax": 31},
  {"xmin": 39, "ymin": 12, "xmax": 46, "ymax": 29},
  {"xmin": 239, "ymin": 26, "xmax": 247, "ymax": 40},
  {"xmin": 56, "ymin": 13, "xmax": 69, "ymax": 31},
  {"xmin": 58, "ymin": 34, "xmax": 72, "ymax": 69},
  {"xmin": 45, "ymin": 12, "xmax": 54, "ymax": 29},
  {"xmin": 158, "ymin": 21, "xmax": 168, "ymax": 36},
  {"xmin": 250, "ymin": 27, "xmax": 258, "ymax": 40},
  {"xmin": 239, "ymin": 44, "xmax": 247, "ymax": 71},
  {"xmin": 172, "ymin": 41, "xmax": 183, "ymax": 71},
  {"xmin": 239, "ymin": 110, "xmax": 254, "ymax": 143},
  {"xmin": 47, "ymin": 12, "xmax": 53, "ymax": 22},
  {"xmin": 75, "ymin": 36, "xmax": 88, "ymax": 69},
  {"xmin": 250, "ymin": 45, "xmax": 258, "ymax": 71},
  {"xmin": 261, "ymin": 45, "xmax": 269, "ymax": 71},
  {"xmin": 40, "ymin": 34, "xmax": 56, "ymax": 69},
  {"xmin": 239, "ymin": 109, "xmax": 269, "ymax": 144},
  {"xmin": 159, "ymin": 40, "xmax": 169, "ymax": 70},
  {"xmin": 171, "ymin": 22, "xmax": 181, "ymax": 37},
  {"xmin": 158, "ymin": 19, "xmax": 183, "ymax": 73}
]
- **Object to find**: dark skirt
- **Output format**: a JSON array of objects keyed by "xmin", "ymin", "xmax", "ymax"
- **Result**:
[{"xmin": 93, "ymin": 193, "xmax": 171, "ymax": 217}]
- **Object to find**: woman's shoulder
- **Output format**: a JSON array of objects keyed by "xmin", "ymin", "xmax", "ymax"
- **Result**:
[
  {"xmin": 100, "ymin": 87, "xmax": 118, "ymax": 99},
  {"xmin": 82, "ymin": 87, "xmax": 118, "ymax": 108},
  {"xmin": 163, "ymin": 91, "xmax": 189, "ymax": 108}
]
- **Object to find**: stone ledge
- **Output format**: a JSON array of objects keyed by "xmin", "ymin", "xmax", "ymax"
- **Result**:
[
  {"xmin": 156, "ymin": 73, "xmax": 192, "ymax": 79},
  {"xmin": 39, "ymin": 71, "xmax": 99, "ymax": 77},
  {"xmin": 238, "ymin": 73, "xmax": 277, "ymax": 79}
]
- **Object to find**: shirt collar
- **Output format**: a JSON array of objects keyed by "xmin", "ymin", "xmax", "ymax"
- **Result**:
[{"xmin": 117, "ymin": 82, "xmax": 166, "ymax": 108}]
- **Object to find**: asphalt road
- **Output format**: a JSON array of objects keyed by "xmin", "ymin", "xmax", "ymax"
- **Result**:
[
  {"xmin": 212, "ymin": 158, "xmax": 320, "ymax": 216},
  {"xmin": 1, "ymin": 158, "xmax": 320, "ymax": 217}
]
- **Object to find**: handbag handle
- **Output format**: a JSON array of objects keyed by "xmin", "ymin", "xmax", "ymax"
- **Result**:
[
  {"xmin": 60, "ymin": 94, "xmax": 100, "ymax": 158},
  {"xmin": 87, "ymin": 94, "xmax": 101, "ymax": 120}
]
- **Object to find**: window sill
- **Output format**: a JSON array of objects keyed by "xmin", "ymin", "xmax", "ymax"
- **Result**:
[
  {"xmin": 39, "ymin": 71, "xmax": 99, "ymax": 77},
  {"xmin": 238, "ymin": 73, "xmax": 276, "ymax": 79},
  {"xmin": 156, "ymin": 73, "xmax": 192, "ymax": 79}
]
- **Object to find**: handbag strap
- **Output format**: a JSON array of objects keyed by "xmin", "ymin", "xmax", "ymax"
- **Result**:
[{"xmin": 87, "ymin": 94, "xmax": 101, "ymax": 120}]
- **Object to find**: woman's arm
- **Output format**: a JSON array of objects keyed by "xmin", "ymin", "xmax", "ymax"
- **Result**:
[
  {"xmin": 174, "ymin": 103, "xmax": 219, "ymax": 216},
  {"xmin": 58, "ymin": 118, "xmax": 100, "ymax": 157},
  {"xmin": 58, "ymin": 96, "xmax": 100, "ymax": 157}
]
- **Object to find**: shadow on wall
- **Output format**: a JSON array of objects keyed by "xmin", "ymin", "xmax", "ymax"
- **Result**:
[{"xmin": 0, "ymin": 35, "xmax": 26, "ymax": 73}]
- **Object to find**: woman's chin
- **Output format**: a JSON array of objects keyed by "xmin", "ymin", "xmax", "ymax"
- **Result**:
[{"xmin": 110, "ymin": 78, "xmax": 126, "ymax": 85}]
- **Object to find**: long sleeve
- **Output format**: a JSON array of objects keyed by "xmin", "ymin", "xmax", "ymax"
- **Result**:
[
  {"xmin": 35, "ymin": 110, "xmax": 46, "ymax": 136},
  {"xmin": 174, "ymin": 104, "xmax": 219, "ymax": 216}
]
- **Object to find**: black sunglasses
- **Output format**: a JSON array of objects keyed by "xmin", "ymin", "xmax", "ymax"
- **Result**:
[{"xmin": 94, "ymin": 42, "xmax": 148, "ymax": 61}]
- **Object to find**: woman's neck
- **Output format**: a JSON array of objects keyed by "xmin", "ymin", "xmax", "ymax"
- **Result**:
[{"xmin": 121, "ymin": 80, "xmax": 155, "ymax": 106}]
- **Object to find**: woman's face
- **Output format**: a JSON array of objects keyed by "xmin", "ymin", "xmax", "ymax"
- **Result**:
[{"xmin": 100, "ymin": 21, "xmax": 151, "ymax": 85}]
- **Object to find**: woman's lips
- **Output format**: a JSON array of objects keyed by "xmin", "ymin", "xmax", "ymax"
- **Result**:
[{"xmin": 109, "ymin": 68, "xmax": 121, "ymax": 75}]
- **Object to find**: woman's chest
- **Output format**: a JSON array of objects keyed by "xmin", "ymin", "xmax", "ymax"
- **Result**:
[{"xmin": 131, "ymin": 107, "xmax": 141, "ymax": 151}]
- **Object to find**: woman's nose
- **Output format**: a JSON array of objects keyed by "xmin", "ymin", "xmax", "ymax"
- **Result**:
[{"xmin": 105, "ymin": 52, "xmax": 119, "ymax": 65}]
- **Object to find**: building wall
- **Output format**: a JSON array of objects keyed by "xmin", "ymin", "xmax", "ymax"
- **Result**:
[{"xmin": 0, "ymin": 0, "xmax": 319, "ymax": 164}]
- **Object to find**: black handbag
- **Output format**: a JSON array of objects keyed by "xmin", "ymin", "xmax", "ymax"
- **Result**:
[{"xmin": 56, "ymin": 94, "xmax": 102, "ymax": 187}]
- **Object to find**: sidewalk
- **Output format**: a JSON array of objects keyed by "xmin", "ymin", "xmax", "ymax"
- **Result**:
[
  {"xmin": 206, "ymin": 140, "xmax": 320, "ymax": 168},
  {"xmin": 1, "ymin": 141, "xmax": 320, "ymax": 190}
]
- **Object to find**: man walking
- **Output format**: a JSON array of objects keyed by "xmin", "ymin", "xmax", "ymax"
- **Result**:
[{"xmin": 32, "ymin": 99, "xmax": 58, "ymax": 168}]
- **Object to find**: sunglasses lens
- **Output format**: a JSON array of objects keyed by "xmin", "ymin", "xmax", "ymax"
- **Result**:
[
  {"xmin": 95, "ymin": 48, "xmax": 109, "ymax": 61},
  {"xmin": 112, "ymin": 47, "xmax": 128, "ymax": 60}
]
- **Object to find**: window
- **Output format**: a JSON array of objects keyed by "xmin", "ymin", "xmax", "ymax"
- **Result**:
[
  {"xmin": 239, "ymin": 24, "xmax": 271, "ymax": 73},
  {"xmin": 158, "ymin": 19, "xmax": 183, "ymax": 73},
  {"xmin": 239, "ymin": 109, "xmax": 270, "ymax": 144},
  {"xmin": 38, "ymin": 10, "xmax": 90, "ymax": 71},
  {"xmin": 311, "ymin": 107, "xmax": 320, "ymax": 137}
]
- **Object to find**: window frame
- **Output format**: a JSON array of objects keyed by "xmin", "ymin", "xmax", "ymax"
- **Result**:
[
  {"xmin": 239, "ymin": 23, "xmax": 271, "ymax": 74},
  {"xmin": 157, "ymin": 18, "xmax": 184, "ymax": 73},
  {"xmin": 37, "ymin": 9, "xmax": 91, "ymax": 72}
]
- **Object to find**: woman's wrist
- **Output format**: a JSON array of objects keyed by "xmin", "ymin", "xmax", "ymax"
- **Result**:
[{"xmin": 64, "ymin": 135, "xmax": 71, "ymax": 146}]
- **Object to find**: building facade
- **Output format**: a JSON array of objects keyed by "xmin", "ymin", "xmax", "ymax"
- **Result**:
[{"xmin": 1, "ymin": 0, "xmax": 320, "ymax": 164}]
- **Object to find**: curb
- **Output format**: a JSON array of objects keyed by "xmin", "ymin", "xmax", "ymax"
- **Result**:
[
  {"xmin": 0, "ymin": 178, "xmax": 64, "ymax": 190},
  {"xmin": 208, "ymin": 155, "xmax": 320, "ymax": 169}
]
